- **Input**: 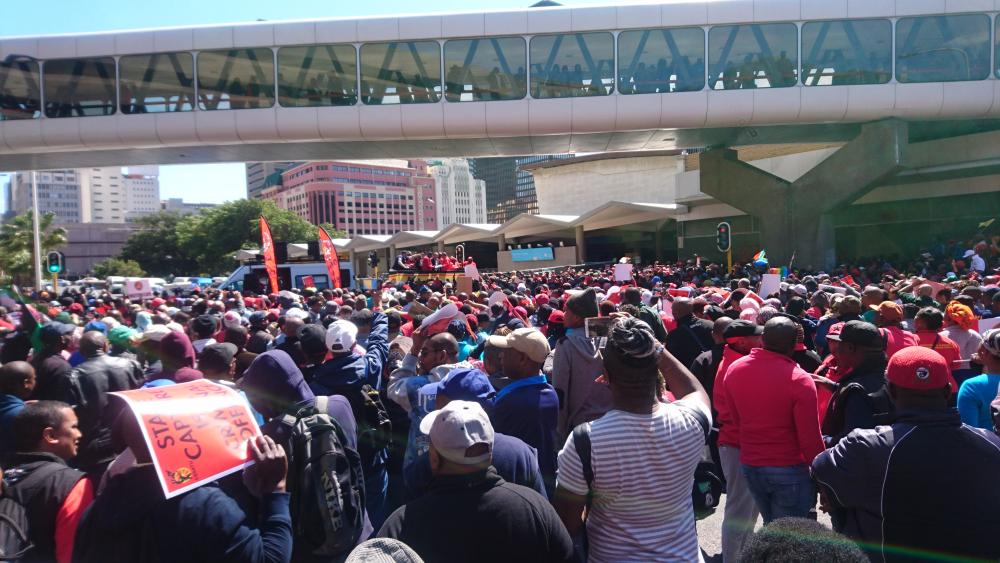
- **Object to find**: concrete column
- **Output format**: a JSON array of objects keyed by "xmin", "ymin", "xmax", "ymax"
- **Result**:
[
  {"xmin": 349, "ymin": 250, "xmax": 359, "ymax": 277},
  {"xmin": 575, "ymin": 225, "xmax": 587, "ymax": 264},
  {"xmin": 498, "ymin": 233, "xmax": 507, "ymax": 252},
  {"xmin": 436, "ymin": 240, "xmax": 445, "ymax": 252},
  {"xmin": 699, "ymin": 119, "xmax": 907, "ymax": 270}
]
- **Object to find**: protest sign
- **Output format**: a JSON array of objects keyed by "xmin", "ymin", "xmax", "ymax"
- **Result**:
[
  {"xmin": 759, "ymin": 274, "xmax": 781, "ymax": 298},
  {"xmin": 301, "ymin": 275, "xmax": 316, "ymax": 289},
  {"xmin": 980, "ymin": 317, "xmax": 1000, "ymax": 334},
  {"xmin": 110, "ymin": 380, "xmax": 261, "ymax": 499},
  {"xmin": 613, "ymin": 263, "xmax": 633, "ymax": 282},
  {"xmin": 125, "ymin": 278, "xmax": 154, "ymax": 300},
  {"xmin": 464, "ymin": 264, "xmax": 480, "ymax": 280}
]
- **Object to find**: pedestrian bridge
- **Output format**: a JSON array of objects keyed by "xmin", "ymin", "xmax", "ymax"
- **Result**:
[{"xmin": 3, "ymin": 0, "xmax": 1000, "ymax": 169}]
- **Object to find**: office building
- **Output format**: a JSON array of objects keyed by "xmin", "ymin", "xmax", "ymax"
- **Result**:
[
  {"xmin": 9, "ymin": 170, "xmax": 86, "ymax": 223},
  {"xmin": 123, "ymin": 165, "xmax": 161, "ymax": 222},
  {"xmin": 246, "ymin": 161, "xmax": 302, "ymax": 199},
  {"xmin": 428, "ymin": 159, "xmax": 488, "ymax": 225},
  {"xmin": 8, "ymin": 166, "xmax": 162, "ymax": 224},
  {"xmin": 471, "ymin": 155, "xmax": 570, "ymax": 223},
  {"xmin": 261, "ymin": 159, "xmax": 437, "ymax": 237},
  {"xmin": 161, "ymin": 198, "xmax": 217, "ymax": 215}
]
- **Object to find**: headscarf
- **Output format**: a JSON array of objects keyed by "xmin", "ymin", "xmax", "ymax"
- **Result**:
[
  {"xmin": 240, "ymin": 350, "xmax": 315, "ymax": 420},
  {"xmin": 945, "ymin": 301, "xmax": 977, "ymax": 331},
  {"xmin": 135, "ymin": 311, "xmax": 152, "ymax": 332}
]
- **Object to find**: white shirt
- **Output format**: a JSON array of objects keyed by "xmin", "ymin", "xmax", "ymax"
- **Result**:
[
  {"xmin": 972, "ymin": 253, "xmax": 986, "ymax": 273},
  {"xmin": 556, "ymin": 398, "xmax": 711, "ymax": 563},
  {"xmin": 942, "ymin": 326, "xmax": 984, "ymax": 361}
]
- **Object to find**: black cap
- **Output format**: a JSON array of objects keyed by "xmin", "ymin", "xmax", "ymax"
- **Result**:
[
  {"xmin": 40, "ymin": 322, "xmax": 76, "ymax": 344},
  {"xmin": 723, "ymin": 320, "xmax": 763, "ymax": 339},
  {"xmin": 827, "ymin": 320, "xmax": 883, "ymax": 349},
  {"xmin": 192, "ymin": 314, "xmax": 218, "ymax": 337},
  {"xmin": 198, "ymin": 342, "xmax": 238, "ymax": 373},
  {"xmin": 297, "ymin": 324, "xmax": 328, "ymax": 356}
]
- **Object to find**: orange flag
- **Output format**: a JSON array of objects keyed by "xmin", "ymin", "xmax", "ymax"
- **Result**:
[
  {"xmin": 318, "ymin": 226, "xmax": 342, "ymax": 289},
  {"xmin": 260, "ymin": 216, "xmax": 279, "ymax": 294}
]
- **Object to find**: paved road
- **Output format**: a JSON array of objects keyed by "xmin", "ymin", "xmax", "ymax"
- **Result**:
[{"xmin": 696, "ymin": 494, "xmax": 832, "ymax": 561}]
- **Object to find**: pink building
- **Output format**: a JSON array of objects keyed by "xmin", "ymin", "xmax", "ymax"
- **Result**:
[{"xmin": 261, "ymin": 160, "xmax": 438, "ymax": 236}]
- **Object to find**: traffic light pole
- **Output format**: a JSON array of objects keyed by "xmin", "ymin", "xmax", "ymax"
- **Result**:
[{"xmin": 30, "ymin": 171, "xmax": 43, "ymax": 290}]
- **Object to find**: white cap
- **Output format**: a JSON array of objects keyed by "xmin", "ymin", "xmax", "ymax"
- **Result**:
[
  {"xmin": 791, "ymin": 284, "xmax": 808, "ymax": 297},
  {"xmin": 326, "ymin": 319, "xmax": 359, "ymax": 353},
  {"xmin": 223, "ymin": 310, "xmax": 242, "ymax": 328},
  {"xmin": 964, "ymin": 249, "xmax": 976, "ymax": 258},
  {"xmin": 419, "ymin": 400, "xmax": 494, "ymax": 465},
  {"xmin": 286, "ymin": 308, "xmax": 310, "ymax": 321},
  {"xmin": 141, "ymin": 325, "xmax": 171, "ymax": 342}
]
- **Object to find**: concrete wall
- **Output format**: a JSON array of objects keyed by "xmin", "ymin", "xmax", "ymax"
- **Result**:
[
  {"xmin": 497, "ymin": 246, "xmax": 577, "ymax": 272},
  {"xmin": 62, "ymin": 222, "xmax": 140, "ymax": 276},
  {"xmin": 532, "ymin": 155, "xmax": 685, "ymax": 215}
]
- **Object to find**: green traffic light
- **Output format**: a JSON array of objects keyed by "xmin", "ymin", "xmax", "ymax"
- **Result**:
[{"xmin": 48, "ymin": 264, "xmax": 60, "ymax": 273}]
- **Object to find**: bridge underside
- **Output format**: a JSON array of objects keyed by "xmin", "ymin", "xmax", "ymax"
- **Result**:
[{"xmin": 3, "ymin": 118, "xmax": 999, "ymax": 171}]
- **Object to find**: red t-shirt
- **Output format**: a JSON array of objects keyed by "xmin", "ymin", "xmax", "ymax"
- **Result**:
[
  {"xmin": 713, "ymin": 346, "xmax": 749, "ymax": 448},
  {"xmin": 881, "ymin": 326, "xmax": 920, "ymax": 361},
  {"xmin": 917, "ymin": 330, "xmax": 961, "ymax": 393},
  {"xmin": 722, "ymin": 348, "xmax": 825, "ymax": 466}
]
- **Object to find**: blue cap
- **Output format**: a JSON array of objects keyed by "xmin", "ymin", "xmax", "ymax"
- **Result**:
[
  {"xmin": 434, "ymin": 368, "xmax": 496, "ymax": 405},
  {"xmin": 418, "ymin": 285, "xmax": 431, "ymax": 294},
  {"xmin": 84, "ymin": 321, "xmax": 108, "ymax": 334}
]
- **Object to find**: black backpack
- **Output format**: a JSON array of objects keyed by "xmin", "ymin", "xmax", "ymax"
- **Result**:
[
  {"xmin": 0, "ymin": 495, "xmax": 31, "ymax": 562},
  {"xmin": 329, "ymin": 384, "xmax": 393, "ymax": 461},
  {"xmin": 279, "ymin": 396, "xmax": 366, "ymax": 557}
]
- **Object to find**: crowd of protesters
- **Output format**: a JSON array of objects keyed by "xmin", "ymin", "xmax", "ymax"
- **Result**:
[
  {"xmin": 391, "ymin": 250, "xmax": 475, "ymax": 273},
  {"xmin": 0, "ymin": 233, "xmax": 997, "ymax": 562}
]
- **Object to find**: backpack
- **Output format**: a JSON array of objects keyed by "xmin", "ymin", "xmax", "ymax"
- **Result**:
[
  {"xmin": 280, "ymin": 396, "xmax": 366, "ymax": 557},
  {"xmin": 0, "ymin": 496, "xmax": 31, "ymax": 562},
  {"xmin": 329, "ymin": 384, "xmax": 393, "ymax": 461}
]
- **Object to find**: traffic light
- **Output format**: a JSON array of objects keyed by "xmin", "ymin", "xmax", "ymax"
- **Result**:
[
  {"xmin": 46, "ymin": 251, "xmax": 63, "ymax": 274},
  {"xmin": 716, "ymin": 222, "xmax": 732, "ymax": 253}
]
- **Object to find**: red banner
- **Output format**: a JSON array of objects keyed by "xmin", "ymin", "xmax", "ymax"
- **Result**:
[
  {"xmin": 110, "ymin": 381, "xmax": 262, "ymax": 498},
  {"xmin": 318, "ymin": 226, "xmax": 342, "ymax": 289},
  {"xmin": 260, "ymin": 216, "xmax": 280, "ymax": 294}
]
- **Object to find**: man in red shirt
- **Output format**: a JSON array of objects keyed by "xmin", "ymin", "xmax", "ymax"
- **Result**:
[
  {"xmin": 712, "ymin": 320, "xmax": 763, "ymax": 562},
  {"xmin": 723, "ymin": 316, "xmax": 824, "ymax": 523},
  {"xmin": 914, "ymin": 307, "xmax": 961, "ymax": 392},
  {"xmin": 872, "ymin": 301, "xmax": 919, "ymax": 360}
]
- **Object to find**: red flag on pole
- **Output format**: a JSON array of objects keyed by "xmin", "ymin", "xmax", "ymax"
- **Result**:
[
  {"xmin": 318, "ymin": 226, "xmax": 342, "ymax": 289},
  {"xmin": 260, "ymin": 216, "xmax": 280, "ymax": 294}
]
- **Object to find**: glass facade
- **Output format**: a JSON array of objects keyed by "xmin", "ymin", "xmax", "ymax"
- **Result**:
[
  {"xmin": 530, "ymin": 32, "xmax": 615, "ymax": 98},
  {"xmin": 197, "ymin": 48, "xmax": 276, "ymax": 110},
  {"xmin": 444, "ymin": 37, "xmax": 527, "ymax": 102},
  {"xmin": 618, "ymin": 27, "xmax": 705, "ymax": 94},
  {"xmin": 709, "ymin": 23, "xmax": 798, "ymax": 89},
  {"xmin": 0, "ymin": 58, "xmax": 41, "ymax": 120},
  {"xmin": 118, "ymin": 52, "xmax": 195, "ymax": 113},
  {"xmin": 43, "ymin": 57, "xmax": 117, "ymax": 118},
  {"xmin": 277, "ymin": 44, "xmax": 358, "ymax": 107},
  {"xmin": 801, "ymin": 19, "xmax": 892, "ymax": 86},
  {"xmin": 896, "ymin": 14, "xmax": 991, "ymax": 83},
  {"xmin": 360, "ymin": 41, "xmax": 441, "ymax": 105}
]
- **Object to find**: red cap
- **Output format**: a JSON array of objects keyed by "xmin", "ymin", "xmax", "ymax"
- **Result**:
[
  {"xmin": 151, "ymin": 298, "xmax": 166, "ymax": 308},
  {"xmin": 548, "ymin": 310, "xmax": 565, "ymax": 324},
  {"xmin": 886, "ymin": 346, "xmax": 951, "ymax": 391},
  {"xmin": 535, "ymin": 294, "xmax": 550, "ymax": 305},
  {"xmin": 827, "ymin": 322, "xmax": 846, "ymax": 339}
]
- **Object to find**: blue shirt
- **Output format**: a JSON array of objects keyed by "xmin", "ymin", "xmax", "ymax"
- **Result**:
[
  {"xmin": 957, "ymin": 373, "xmax": 1000, "ymax": 430},
  {"xmin": 491, "ymin": 375, "xmax": 559, "ymax": 496},
  {"xmin": 0, "ymin": 394, "xmax": 24, "ymax": 455}
]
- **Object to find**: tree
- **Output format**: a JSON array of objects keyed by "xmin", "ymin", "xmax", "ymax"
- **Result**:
[
  {"xmin": 0, "ymin": 211, "xmax": 67, "ymax": 285},
  {"xmin": 318, "ymin": 223, "xmax": 349, "ymax": 239},
  {"xmin": 118, "ymin": 212, "xmax": 198, "ymax": 277},
  {"xmin": 92, "ymin": 258, "xmax": 145, "ymax": 278}
]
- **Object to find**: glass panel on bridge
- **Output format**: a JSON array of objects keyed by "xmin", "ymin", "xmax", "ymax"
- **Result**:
[
  {"xmin": 708, "ymin": 23, "xmax": 798, "ymax": 89},
  {"xmin": 42, "ymin": 57, "xmax": 117, "ymax": 118},
  {"xmin": 529, "ymin": 32, "xmax": 615, "ymax": 98},
  {"xmin": 0, "ymin": 57, "xmax": 41, "ymax": 120},
  {"xmin": 196, "ymin": 48, "xmax": 276, "ymax": 110},
  {"xmin": 896, "ymin": 14, "xmax": 990, "ymax": 83},
  {"xmin": 443, "ymin": 37, "xmax": 527, "ymax": 102},
  {"xmin": 360, "ymin": 41, "xmax": 442, "ymax": 105},
  {"xmin": 277, "ymin": 44, "xmax": 358, "ymax": 107},
  {"xmin": 119, "ymin": 52, "xmax": 195, "ymax": 113},
  {"xmin": 801, "ymin": 19, "xmax": 892, "ymax": 86},
  {"xmin": 618, "ymin": 27, "xmax": 705, "ymax": 94}
]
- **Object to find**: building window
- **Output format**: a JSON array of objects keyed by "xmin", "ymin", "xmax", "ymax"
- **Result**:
[
  {"xmin": 709, "ymin": 23, "xmax": 798, "ymax": 89},
  {"xmin": 0, "ymin": 57, "xmax": 41, "ymax": 120},
  {"xmin": 360, "ymin": 41, "xmax": 442, "ymax": 105},
  {"xmin": 897, "ymin": 14, "xmax": 990, "ymax": 83},
  {"xmin": 530, "ymin": 32, "xmax": 615, "ymax": 98},
  {"xmin": 197, "ymin": 48, "xmax": 276, "ymax": 110},
  {"xmin": 618, "ymin": 27, "xmax": 705, "ymax": 94},
  {"xmin": 43, "ymin": 57, "xmax": 117, "ymax": 117},
  {"xmin": 801, "ymin": 19, "xmax": 891, "ymax": 86},
  {"xmin": 443, "ymin": 37, "xmax": 527, "ymax": 102}
]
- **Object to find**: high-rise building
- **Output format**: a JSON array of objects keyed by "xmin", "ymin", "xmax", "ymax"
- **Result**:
[
  {"xmin": 246, "ymin": 161, "xmax": 302, "ymax": 199},
  {"xmin": 261, "ymin": 160, "xmax": 438, "ymax": 237},
  {"xmin": 161, "ymin": 198, "xmax": 217, "ymax": 215},
  {"xmin": 9, "ymin": 166, "xmax": 161, "ymax": 224},
  {"xmin": 428, "ymin": 159, "xmax": 488, "ymax": 226},
  {"xmin": 9, "ymin": 170, "xmax": 85, "ymax": 223},
  {"xmin": 470, "ymin": 155, "xmax": 571, "ymax": 223},
  {"xmin": 123, "ymin": 165, "xmax": 161, "ymax": 222}
]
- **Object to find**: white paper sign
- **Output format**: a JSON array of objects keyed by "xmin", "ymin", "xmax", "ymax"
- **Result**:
[
  {"xmin": 125, "ymin": 278, "xmax": 154, "ymax": 300},
  {"xmin": 758, "ymin": 274, "xmax": 781, "ymax": 299},
  {"xmin": 613, "ymin": 263, "xmax": 633, "ymax": 282},
  {"xmin": 979, "ymin": 317, "xmax": 1000, "ymax": 334},
  {"xmin": 464, "ymin": 264, "xmax": 480, "ymax": 280}
]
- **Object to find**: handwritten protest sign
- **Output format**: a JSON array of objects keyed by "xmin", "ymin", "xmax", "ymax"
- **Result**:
[
  {"xmin": 613, "ymin": 263, "xmax": 633, "ymax": 282},
  {"xmin": 110, "ymin": 380, "xmax": 261, "ymax": 498},
  {"xmin": 758, "ymin": 274, "xmax": 781, "ymax": 298}
]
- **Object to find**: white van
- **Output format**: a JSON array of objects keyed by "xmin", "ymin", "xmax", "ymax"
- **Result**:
[{"xmin": 219, "ymin": 261, "xmax": 355, "ymax": 292}]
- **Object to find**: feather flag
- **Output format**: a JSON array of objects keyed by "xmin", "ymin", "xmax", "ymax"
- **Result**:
[{"xmin": 259, "ymin": 216, "xmax": 280, "ymax": 294}]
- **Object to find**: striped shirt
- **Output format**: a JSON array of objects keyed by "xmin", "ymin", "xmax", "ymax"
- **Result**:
[{"xmin": 556, "ymin": 399, "xmax": 710, "ymax": 563}]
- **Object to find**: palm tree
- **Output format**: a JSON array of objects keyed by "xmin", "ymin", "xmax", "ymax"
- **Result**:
[{"xmin": 0, "ymin": 211, "xmax": 68, "ymax": 285}]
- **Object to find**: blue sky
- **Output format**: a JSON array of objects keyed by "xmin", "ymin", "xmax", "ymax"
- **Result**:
[{"xmin": 1, "ymin": 0, "xmax": 594, "ymax": 204}]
